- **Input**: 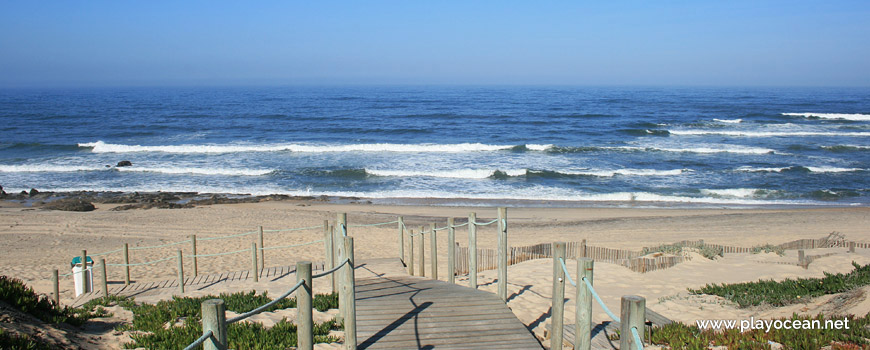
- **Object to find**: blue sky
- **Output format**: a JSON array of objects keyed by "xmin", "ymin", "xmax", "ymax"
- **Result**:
[{"xmin": 1, "ymin": 1, "xmax": 868, "ymax": 87}]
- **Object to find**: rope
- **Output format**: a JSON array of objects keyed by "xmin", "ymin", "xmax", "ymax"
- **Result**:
[
  {"xmin": 90, "ymin": 248, "xmax": 123, "ymax": 257},
  {"xmin": 183, "ymin": 330, "xmax": 214, "ymax": 350},
  {"xmin": 340, "ymin": 224, "xmax": 347, "ymax": 237},
  {"xmin": 582, "ymin": 277, "xmax": 621, "ymax": 323},
  {"xmin": 227, "ymin": 280, "xmax": 305, "ymax": 324},
  {"xmin": 433, "ymin": 226, "xmax": 450, "ymax": 231},
  {"xmin": 106, "ymin": 256, "xmax": 176, "ymax": 267},
  {"xmin": 558, "ymin": 258, "xmax": 577, "ymax": 286},
  {"xmin": 349, "ymin": 220, "xmax": 399, "ymax": 228},
  {"xmin": 198, "ymin": 230, "xmax": 258, "ymax": 241},
  {"xmin": 186, "ymin": 248, "xmax": 249, "ymax": 258},
  {"xmin": 453, "ymin": 222, "xmax": 469, "ymax": 228},
  {"xmin": 129, "ymin": 240, "xmax": 188, "ymax": 250},
  {"xmin": 313, "ymin": 259, "xmax": 349, "ymax": 278},
  {"xmin": 262, "ymin": 225, "xmax": 322, "ymax": 233},
  {"xmin": 260, "ymin": 240, "xmax": 324, "ymax": 251},
  {"xmin": 630, "ymin": 326, "xmax": 644, "ymax": 350},
  {"xmin": 472, "ymin": 218, "xmax": 499, "ymax": 226}
]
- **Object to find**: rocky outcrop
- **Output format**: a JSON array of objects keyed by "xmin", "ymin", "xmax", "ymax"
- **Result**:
[
  {"xmin": 42, "ymin": 199, "xmax": 96, "ymax": 212},
  {"xmin": 116, "ymin": 161, "xmax": 132, "ymax": 167}
]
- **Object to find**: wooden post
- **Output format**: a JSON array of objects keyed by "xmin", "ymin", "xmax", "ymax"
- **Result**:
[
  {"xmin": 551, "ymin": 242, "xmax": 566, "ymax": 350},
  {"xmin": 99, "ymin": 258, "xmax": 108, "ymax": 298},
  {"xmin": 398, "ymin": 216, "xmax": 405, "ymax": 264},
  {"xmin": 51, "ymin": 269, "xmax": 59, "ymax": 305},
  {"xmin": 202, "ymin": 299, "xmax": 227, "ymax": 350},
  {"xmin": 576, "ymin": 258, "xmax": 594, "ymax": 350},
  {"xmin": 447, "ymin": 218, "xmax": 456, "ymax": 284},
  {"xmin": 80, "ymin": 250, "xmax": 89, "ymax": 293},
  {"xmin": 337, "ymin": 213, "xmax": 347, "ymax": 237},
  {"xmin": 620, "ymin": 295, "xmax": 646, "ymax": 350},
  {"xmin": 342, "ymin": 237, "xmax": 357, "ymax": 350},
  {"xmin": 258, "ymin": 226, "xmax": 265, "ymax": 271},
  {"xmin": 409, "ymin": 230, "xmax": 415, "ymax": 276},
  {"xmin": 176, "ymin": 249, "xmax": 184, "ymax": 294},
  {"xmin": 418, "ymin": 226, "xmax": 425, "ymax": 277},
  {"xmin": 251, "ymin": 242, "xmax": 259, "ymax": 282},
  {"xmin": 297, "ymin": 261, "xmax": 313, "ymax": 350},
  {"xmin": 330, "ymin": 224, "xmax": 338, "ymax": 292},
  {"xmin": 323, "ymin": 220, "xmax": 335, "ymax": 293},
  {"xmin": 190, "ymin": 234, "xmax": 198, "ymax": 277},
  {"xmin": 850, "ymin": 241, "xmax": 856, "ymax": 253},
  {"xmin": 498, "ymin": 207, "xmax": 508, "ymax": 301},
  {"xmin": 469, "ymin": 213, "xmax": 478, "ymax": 289},
  {"xmin": 580, "ymin": 239, "xmax": 587, "ymax": 258},
  {"xmin": 123, "ymin": 243, "xmax": 130, "ymax": 285},
  {"xmin": 430, "ymin": 223, "xmax": 438, "ymax": 280},
  {"xmin": 798, "ymin": 249, "xmax": 806, "ymax": 269}
]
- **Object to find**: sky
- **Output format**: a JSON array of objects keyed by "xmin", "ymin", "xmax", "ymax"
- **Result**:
[{"xmin": 1, "ymin": 1, "xmax": 868, "ymax": 87}]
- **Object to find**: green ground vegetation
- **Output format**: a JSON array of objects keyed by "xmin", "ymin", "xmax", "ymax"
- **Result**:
[{"xmin": 690, "ymin": 262, "xmax": 870, "ymax": 307}]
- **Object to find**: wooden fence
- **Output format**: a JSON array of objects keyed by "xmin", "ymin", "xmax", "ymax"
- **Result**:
[
  {"xmin": 453, "ymin": 233, "xmax": 864, "ymax": 276},
  {"xmin": 455, "ymin": 241, "xmax": 685, "ymax": 274}
]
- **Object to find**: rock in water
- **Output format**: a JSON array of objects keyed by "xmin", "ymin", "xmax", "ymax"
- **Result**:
[
  {"xmin": 43, "ymin": 199, "xmax": 96, "ymax": 212},
  {"xmin": 116, "ymin": 160, "xmax": 133, "ymax": 167},
  {"xmin": 29, "ymin": 188, "xmax": 39, "ymax": 197}
]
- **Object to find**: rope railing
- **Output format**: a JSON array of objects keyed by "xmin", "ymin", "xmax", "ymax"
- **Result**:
[
  {"xmin": 89, "ymin": 247, "xmax": 123, "ymax": 257},
  {"xmin": 186, "ymin": 237, "xmax": 358, "ymax": 350},
  {"xmin": 558, "ymin": 257, "xmax": 577, "ymax": 287},
  {"xmin": 197, "ymin": 230, "xmax": 258, "ymax": 241},
  {"xmin": 128, "ymin": 240, "xmax": 188, "ymax": 250},
  {"xmin": 582, "ymin": 277, "xmax": 621, "ymax": 323},
  {"xmin": 182, "ymin": 330, "xmax": 214, "ymax": 350},
  {"xmin": 259, "ymin": 239, "xmax": 324, "ymax": 251},
  {"xmin": 349, "ymin": 220, "xmax": 399, "ymax": 228},
  {"xmin": 185, "ymin": 248, "xmax": 250, "ymax": 259},
  {"xmin": 552, "ymin": 243, "xmax": 645, "ymax": 350},
  {"xmin": 471, "ymin": 218, "xmax": 499, "ymax": 226},
  {"xmin": 630, "ymin": 327, "xmax": 644, "ymax": 350},
  {"xmin": 313, "ymin": 258, "xmax": 348, "ymax": 279},
  {"xmin": 106, "ymin": 256, "xmax": 176, "ymax": 267},
  {"xmin": 262, "ymin": 225, "xmax": 321, "ymax": 232},
  {"xmin": 227, "ymin": 279, "xmax": 305, "ymax": 324}
]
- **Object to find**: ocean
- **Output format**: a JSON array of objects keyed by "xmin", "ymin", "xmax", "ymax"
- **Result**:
[{"xmin": 1, "ymin": 86, "xmax": 868, "ymax": 208}]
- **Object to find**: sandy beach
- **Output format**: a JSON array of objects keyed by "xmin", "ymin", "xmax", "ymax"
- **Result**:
[{"xmin": 1, "ymin": 200, "xmax": 869, "ymax": 348}]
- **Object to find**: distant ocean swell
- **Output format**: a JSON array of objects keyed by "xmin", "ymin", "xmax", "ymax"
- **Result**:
[
  {"xmin": 1, "ymin": 87, "xmax": 868, "ymax": 207},
  {"xmin": 75, "ymin": 141, "xmax": 782, "ymax": 155}
]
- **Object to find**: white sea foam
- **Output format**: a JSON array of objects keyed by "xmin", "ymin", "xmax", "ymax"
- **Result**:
[
  {"xmin": 735, "ymin": 166, "xmax": 863, "ymax": 173},
  {"xmin": 668, "ymin": 130, "xmax": 870, "ymax": 137},
  {"xmin": 783, "ymin": 113, "xmax": 870, "ymax": 121},
  {"xmin": 79, "ymin": 141, "xmax": 518, "ymax": 154},
  {"xmin": 365, "ymin": 168, "xmax": 527, "ymax": 179},
  {"xmin": 524, "ymin": 144, "xmax": 554, "ymax": 151},
  {"xmin": 624, "ymin": 146, "xmax": 776, "ymax": 155},
  {"xmin": 714, "ymin": 118, "xmax": 743, "ymax": 124},
  {"xmin": 0, "ymin": 163, "xmax": 273, "ymax": 176},
  {"xmin": 555, "ymin": 168, "xmax": 690, "ymax": 177},
  {"xmin": 805, "ymin": 166, "xmax": 864, "ymax": 173},
  {"xmin": 116, "ymin": 167, "xmax": 274, "ymax": 176},
  {"xmin": 0, "ymin": 165, "xmax": 108, "ymax": 173},
  {"xmin": 700, "ymin": 188, "xmax": 761, "ymax": 198}
]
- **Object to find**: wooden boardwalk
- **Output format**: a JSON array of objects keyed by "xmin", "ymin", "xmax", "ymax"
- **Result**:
[
  {"xmin": 72, "ymin": 258, "xmax": 543, "ymax": 349},
  {"xmin": 356, "ymin": 275, "xmax": 542, "ymax": 349}
]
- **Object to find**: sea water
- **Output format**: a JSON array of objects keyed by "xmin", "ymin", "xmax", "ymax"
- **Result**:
[{"xmin": 1, "ymin": 86, "xmax": 868, "ymax": 207}]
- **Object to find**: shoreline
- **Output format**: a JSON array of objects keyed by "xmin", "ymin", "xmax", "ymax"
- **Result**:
[{"xmin": 1, "ymin": 189, "xmax": 863, "ymax": 210}]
